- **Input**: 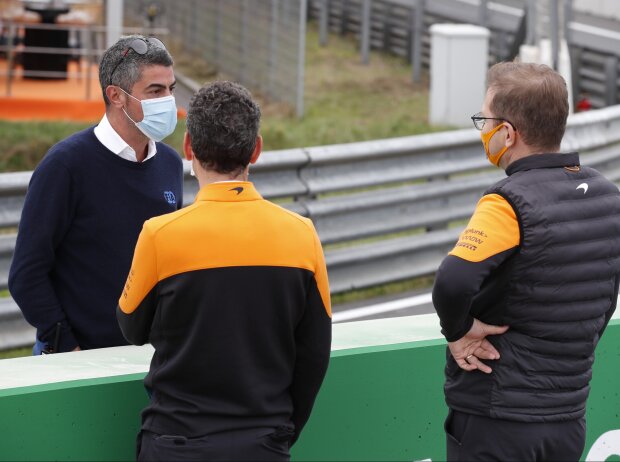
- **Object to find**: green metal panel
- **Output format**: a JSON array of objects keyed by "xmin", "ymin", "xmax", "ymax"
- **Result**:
[
  {"xmin": 0, "ymin": 376, "xmax": 147, "ymax": 461},
  {"xmin": 583, "ymin": 319, "xmax": 620, "ymax": 460},
  {"xmin": 292, "ymin": 340, "xmax": 447, "ymax": 461},
  {"xmin": 0, "ymin": 319, "xmax": 618, "ymax": 461}
]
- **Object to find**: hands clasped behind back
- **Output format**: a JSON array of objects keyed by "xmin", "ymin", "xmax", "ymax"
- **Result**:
[{"xmin": 448, "ymin": 318, "xmax": 509, "ymax": 374}]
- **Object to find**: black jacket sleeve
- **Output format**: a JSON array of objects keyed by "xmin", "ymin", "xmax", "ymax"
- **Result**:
[
  {"xmin": 289, "ymin": 228, "xmax": 332, "ymax": 445},
  {"xmin": 289, "ymin": 277, "xmax": 331, "ymax": 445},
  {"xmin": 433, "ymin": 251, "xmax": 516, "ymax": 341},
  {"xmin": 432, "ymin": 194, "xmax": 520, "ymax": 342}
]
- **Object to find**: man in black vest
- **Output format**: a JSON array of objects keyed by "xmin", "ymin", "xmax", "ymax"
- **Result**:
[{"xmin": 433, "ymin": 62, "xmax": 620, "ymax": 461}]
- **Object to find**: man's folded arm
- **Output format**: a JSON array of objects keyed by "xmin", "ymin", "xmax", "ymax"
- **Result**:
[{"xmin": 433, "ymin": 194, "xmax": 520, "ymax": 341}]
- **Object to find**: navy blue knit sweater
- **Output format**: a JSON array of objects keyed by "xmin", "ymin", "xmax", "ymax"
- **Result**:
[{"xmin": 8, "ymin": 127, "xmax": 183, "ymax": 352}]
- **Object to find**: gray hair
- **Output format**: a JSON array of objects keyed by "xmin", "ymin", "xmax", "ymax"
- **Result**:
[
  {"xmin": 99, "ymin": 35, "xmax": 173, "ymax": 106},
  {"xmin": 187, "ymin": 81, "xmax": 261, "ymax": 175}
]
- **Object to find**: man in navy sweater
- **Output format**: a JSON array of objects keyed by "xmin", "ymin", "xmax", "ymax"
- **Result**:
[{"xmin": 8, "ymin": 35, "xmax": 183, "ymax": 354}]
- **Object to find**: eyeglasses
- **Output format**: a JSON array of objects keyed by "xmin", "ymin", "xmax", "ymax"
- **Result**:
[
  {"xmin": 471, "ymin": 112, "xmax": 516, "ymax": 131},
  {"xmin": 109, "ymin": 37, "xmax": 167, "ymax": 86}
]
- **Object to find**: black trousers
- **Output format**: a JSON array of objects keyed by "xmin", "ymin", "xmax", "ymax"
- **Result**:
[
  {"xmin": 445, "ymin": 409, "xmax": 586, "ymax": 462},
  {"xmin": 137, "ymin": 426, "xmax": 293, "ymax": 462}
]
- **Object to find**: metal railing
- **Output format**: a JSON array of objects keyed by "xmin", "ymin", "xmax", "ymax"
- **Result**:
[
  {"xmin": 308, "ymin": 0, "xmax": 620, "ymax": 108},
  {"xmin": 2, "ymin": 104, "xmax": 620, "ymax": 350},
  {"xmin": 309, "ymin": 0, "xmax": 521, "ymax": 80}
]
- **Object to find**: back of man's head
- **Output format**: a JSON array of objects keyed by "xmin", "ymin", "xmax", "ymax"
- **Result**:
[
  {"xmin": 187, "ymin": 81, "xmax": 262, "ymax": 175},
  {"xmin": 99, "ymin": 35, "xmax": 173, "ymax": 106},
  {"xmin": 487, "ymin": 62, "xmax": 569, "ymax": 152}
]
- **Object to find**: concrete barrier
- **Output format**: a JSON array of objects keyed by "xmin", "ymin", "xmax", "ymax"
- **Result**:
[{"xmin": 0, "ymin": 312, "xmax": 619, "ymax": 461}]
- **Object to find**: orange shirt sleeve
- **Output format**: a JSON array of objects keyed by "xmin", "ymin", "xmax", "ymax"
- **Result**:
[
  {"xmin": 118, "ymin": 223, "xmax": 159, "ymax": 314},
  {"xmin": 449, "ymin": 194, "xmax": 520, "ymax": 262},
  {"xmin": 311, "ymin": 221, "xmax": 331, "ymax": 318}
]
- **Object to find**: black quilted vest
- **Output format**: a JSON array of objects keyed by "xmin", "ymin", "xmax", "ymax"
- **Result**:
[{"xmin": 445, "ymin": 153, "xmax": 620, "ymax": 422}]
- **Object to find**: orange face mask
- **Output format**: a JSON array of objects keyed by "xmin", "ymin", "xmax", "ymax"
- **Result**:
[{"xmin": 481, "ymin": 122, "xmax": 508, "ymax": 167}]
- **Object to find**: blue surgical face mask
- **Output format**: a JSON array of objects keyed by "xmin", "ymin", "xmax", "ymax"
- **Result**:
[{"xmin": 120, "ymin": 88, "xmax": 177, "ymax": 142}]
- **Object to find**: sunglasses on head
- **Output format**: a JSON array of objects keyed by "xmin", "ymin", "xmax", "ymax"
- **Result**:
[{"xmin": 109, "ymin": 37, "xmax": 167, "ymax": 86}]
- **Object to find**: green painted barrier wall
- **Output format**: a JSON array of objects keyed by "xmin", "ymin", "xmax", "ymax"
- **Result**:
[{"xmin": 0, "ymin": 315, "xmax": 618, "ymax": 461}]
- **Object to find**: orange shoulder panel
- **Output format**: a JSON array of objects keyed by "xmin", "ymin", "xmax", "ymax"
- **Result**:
[
  {"xmin": 449, "ymin": 194, "xmax": 519, "ymax": 262},
  {"xmin": 119, "ymin": 200, "xmax": 332, "ymax": 317}
]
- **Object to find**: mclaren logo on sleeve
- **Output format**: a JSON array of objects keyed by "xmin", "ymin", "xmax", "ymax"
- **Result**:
[{"xmin": 576, "ymin": 183, "xmax": 588, "ymax": 194}]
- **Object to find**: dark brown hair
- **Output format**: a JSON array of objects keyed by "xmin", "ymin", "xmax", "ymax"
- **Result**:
[
  {"xmin": 487, "ymin": 62, "xmax": 569, "ymax": 151},
  {"xmin": 187, "ymin": 81, "xmax": 261, "ymax": 175}
]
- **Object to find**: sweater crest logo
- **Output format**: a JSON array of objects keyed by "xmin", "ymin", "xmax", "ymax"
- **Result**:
[{"xmin": 163, "ymin": 191, "xmax": 177, "ymax": 205}]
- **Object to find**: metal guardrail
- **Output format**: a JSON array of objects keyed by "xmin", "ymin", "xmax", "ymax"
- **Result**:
[
  {"xmin": 309, "ymin": 0, "xmax": 522, "ymax": 80},
  {"xmin": 3, "ymin": 105, "xmax": 620, "ymax": 350},
  {"xmin": 308, "ymin": 0, "xmax": 620, "ymax": 108}
]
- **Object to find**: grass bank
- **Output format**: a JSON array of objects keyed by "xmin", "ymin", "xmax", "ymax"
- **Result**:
[
  {"xmin": 0, "ymin": 24, "xmax": 442, "ymax": 359},
  {"xmin": 0, "ymin": 347, "xmax": 32, "ymax": 359},
  {"xmin": 0, "ymin": 23, "xmax": 443, "ymax": 172}
]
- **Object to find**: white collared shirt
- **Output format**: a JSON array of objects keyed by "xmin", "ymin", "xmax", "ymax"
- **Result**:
[{"xmin": 94, "ymin": 114, "xmax": 157, "ymax": 162}]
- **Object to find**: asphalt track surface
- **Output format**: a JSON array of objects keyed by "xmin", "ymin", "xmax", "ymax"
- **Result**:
[{"xmin": 332, "ymin": 288, "xmax": 435, "ymax": 323}]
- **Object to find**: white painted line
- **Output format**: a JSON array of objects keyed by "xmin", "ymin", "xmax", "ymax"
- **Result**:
[{"xmin": 332, "ymin": 293, "xmax": 433, "ymax": 323}]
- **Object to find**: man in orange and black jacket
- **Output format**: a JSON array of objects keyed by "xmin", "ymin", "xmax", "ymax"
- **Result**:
[
  {"xmin": 117, "ymin": 81, "xmax": 332, "ymax": 461},
  {"xmin": 433, "ymin": 62, "xmax": 620, "ymax": 461}
]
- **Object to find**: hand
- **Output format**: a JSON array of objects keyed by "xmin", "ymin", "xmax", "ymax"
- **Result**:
[
  {"xmin": 448, "ymin": 318, "xmax": 509, "ymax": 374},
  {"xmin": 72, "ymin": 346, "xmax": 81, "ymax": 352}
]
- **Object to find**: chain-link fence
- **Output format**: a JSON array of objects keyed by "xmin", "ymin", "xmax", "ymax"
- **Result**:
[{"xmin": 124, "ymin": 0, "xmax": 307, "ymax": 116}]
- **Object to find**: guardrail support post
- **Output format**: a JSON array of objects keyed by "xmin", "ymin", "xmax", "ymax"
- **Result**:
[
  {"xmin": 564, "ymin": 0, "xmax": 574, "ymax": 45},
  {"xmin": 382, "ymin": 3, "xmax": 392, "ymax": 53},
  {"xmin": 525, "ymin": 0, "xmax": 536, "ymax": 45},
  {"xmin": 478, "ymin": 0, "xmax": 489, "ymax": 28},
  {"xmin": 105, "ymin": 0, "xmax": 123, "ymax": 48},
  {"xmin": 550, "ymin": 0, "xmax": 560, "ymax": 70},
  {"xmin": 240, "ymin": 0, "xmax": 249, "ymax": 84},
  {"xmin": 297, "ymin": 0, "xmax": 307, "ymax": 117},
  {"xmin": 5, "ymin": 22, "xmax": 16, "ymax": 97},
  {"xmin": 411, "ymin": 0, "xmax": 425, "ymax": 83},
  {"xmin": 360, "ymin": 0, "xmax": 371, "ymax": 64},
  {"xmin": 340, "ymin": 0, "xmax": 349, "ymax": 36},
  {"xmin": 604, "ymin": 55, "xmax": 619, "ymax": 106},
  {"xmin": 320, "ymin": 0, "xmax": 329, "ymax": 45},
  {"xmin": 215, "ymin": 0, "xmax": 222, "ymax": 67},
  {"xmin": 269, "ymin": 0, "xmax": 280, "ymax": 99},
  {"xmin": 85, "ymin": 25, "xmax": 93, "ymax": 101},
  {"xmin": 570, "ymin": 46, "xmax": 581, "ymax": 108}
]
